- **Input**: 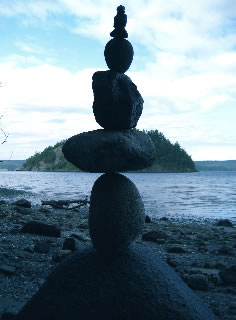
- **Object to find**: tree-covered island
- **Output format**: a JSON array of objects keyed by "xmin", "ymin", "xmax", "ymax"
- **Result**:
[{"xmin": 22, "ymin": 129, "xmax": 196, "ymax": 172}]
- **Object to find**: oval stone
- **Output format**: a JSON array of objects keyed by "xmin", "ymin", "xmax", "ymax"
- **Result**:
[
  {"xmin": 104, "ymin": 38, "xmax": 134, "ymax": 73},
  {"xmin": 89, "ymin": 173, "xmax": 145, "ymax": 254},
  {"xmin": 62, "ymin": 129, "xmax": 156, "ymax": 173}
]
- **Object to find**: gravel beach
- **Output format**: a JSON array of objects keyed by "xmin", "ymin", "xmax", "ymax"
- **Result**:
[{"xmin": 0, "ymin": 200, "xmax": 235, "ymax": 319}]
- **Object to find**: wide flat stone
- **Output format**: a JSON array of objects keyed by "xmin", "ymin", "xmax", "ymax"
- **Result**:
[
  {"xmin": 21, "ymin": 221, "xmax": 61, "ymax": 238},
  {"xmin": 16, "ymin": 245, "xmax": 218, "ymax": 320},
  {"xmin": 62, "ymin": 129, "xmax": 156, "ymax": 173},
  {"xmin": 92, "ymin": 71, "xmax": 143, "ymax": 129},
  {"xmin": 89, "ymin": 173, "xmax": 145, "ymax": 255}
]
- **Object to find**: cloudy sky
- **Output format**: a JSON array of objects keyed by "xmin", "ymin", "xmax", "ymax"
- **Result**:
[{"xmin": 0, "ymin": 0, "xmax": 235, "ymax": 161}]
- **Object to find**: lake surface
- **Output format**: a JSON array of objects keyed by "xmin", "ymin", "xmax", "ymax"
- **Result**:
[{"xmin": 0, "ymin": 171, "xmax": 235, "ymax": 222}]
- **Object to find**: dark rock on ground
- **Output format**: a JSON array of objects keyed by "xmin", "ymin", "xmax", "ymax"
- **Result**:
[
  {"xmin": 78, "ymin": 223, "xmax": 88, "ymax": 230},
  {"xmin": 12, "ymin": 199, "xmax": 31, "ymax": 208},
  {"xmin": 228, "ymin": 303, "xmax": 236, "ymax": 315},
  {"xmin": 24, "ymin": 247, "xmax": 34, "ymax": 253},
  {"xmin": 204, "ymin": 261, "xmax": 226, "ymax": 270},
  {"xmin": 0, "ymin": 200, "xmax": 7, "ymax": 205},
  {"xmin": 218, "ymin": 246, "xmax": 234, "ymax": 255},
  {"xmin": 0, "ymin": 265, "xmax": 16, "ymax": 276},
  {"xmin": 89, "ymin": 173, "xmax": 145, "ymax": 255},
  {"xmin": 145, "ymin": 215, "xmax": 151, "ymax": 223},
  {"xmin": 62, "ymin": 237, "xmax": 77, "ymax": 251},
  {"xmin": 104, "ymin": 38, "xmax": 133, "ymax": 73},
  {"xmin": 0, "ymin": 297, "xmax": 26, "ymax": 320},
  {"xmin": 34, "ymin": 240, "xmax": 51, "ymax": 254},
  {"xmin": 142, "ymin": 230, "xmax": 167, "ymax": 242},
  {"xmin": 70, "ymin": 233, "xmax": 88, "ymax": 242},
  {"xmin": 216, "ymin": 219, "xmax": 233, "ymax": 227},
  {"xmin": 160, "ymin": 217, "xmax": 169, "ymax": 221},
  {"xmin": 52, "ymin": 250, "xmax": 72, "ymax": 263},
  {"xmin": 92, "ymin": 71, "xmax": 143, "ymax": 129},
  {"xmin": 39, "ymin": 207, "xmax": 51, "ymax": 214},
  {"xmin": 167, "ymin": 257, "xmax": 180, "ymax": 268},
  {"xmin": 14, "ymin": 207, "xmax": 32, "ymax": 215},
  {"xmin": 21, "ymin": 221, "xmax": 61, "ymax": 238},
  {"xmin": 184, "ymin": 274, "xmax": 209, "ymax": 291},
  {"xmin": 219, "ymin": 265, "xmax": 236, "ymax": 285},
  {"xmin": 62, "ymin": 129, "xmax": 156, "ymax": 173},
  {"xmin": 16, "ymin": 245, "xmax": 218, "ymax": 320},
  {"xmin": 167, "ymin": 246, "xmax": 187, "ymax": 253}
]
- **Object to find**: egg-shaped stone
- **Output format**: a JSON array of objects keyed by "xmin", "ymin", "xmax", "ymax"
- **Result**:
[
  {"xmin": 104, "ymin": 38, "xmax": 134, "ymax": 73},
  {"xmin": 89, "ymin": 173, "xmax": 145, "ymax": 255}
]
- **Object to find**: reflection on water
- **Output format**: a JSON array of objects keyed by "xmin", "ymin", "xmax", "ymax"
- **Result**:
[{"xmin": 0, "ymin": 171, "xmax": 235, "ymax": 222}]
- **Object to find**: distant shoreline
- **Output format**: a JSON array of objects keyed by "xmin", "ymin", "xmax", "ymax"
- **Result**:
[
  {"xmin": 2, "ymin": 169, "xmax": 236, "ymax": 173},
  {"xmin": 2, "ymin": 159, "xmax": 236, "ymax": 172},
  {"xmin": 8, "ymin": 169, "xmax": 198, "ymax": 173}
]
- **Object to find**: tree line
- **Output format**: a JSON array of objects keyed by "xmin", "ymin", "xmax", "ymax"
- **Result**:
[
  {"xmin": 145, "ymin": 130, "xmax": 196, "ymax": 172},
  {"xmin": 23, "ymin": 130, "xmax": 196, "ymax": 172}
]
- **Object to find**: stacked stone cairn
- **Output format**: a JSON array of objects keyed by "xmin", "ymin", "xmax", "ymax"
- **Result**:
[
  {"xmin": 62, "ymin": 5, "xmax": 156, "ymax": 255},
  {"xmin": 16, "ymin": 6, "xmax": 218, "ymax": 320}
]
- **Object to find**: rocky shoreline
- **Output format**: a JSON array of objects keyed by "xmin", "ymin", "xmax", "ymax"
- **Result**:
[{"xmin": 0, "ymin": 199, "xmax": 235, "ymax": 319}]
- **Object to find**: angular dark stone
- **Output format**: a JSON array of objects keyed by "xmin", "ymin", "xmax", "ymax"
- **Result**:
[
  {"xmin": 52, "ymin": 250, "xmax": 72, "ymax": 263},
  {"xmin": 16, "ymin": 245, "xmax": 218, "ymax": 320},
  {"xmin": 89, "ymin": 173, "xmax": 145, "ymax": 254},
  {"xmin": 34, "ymin": 240, "xmax": 51, "ymax": 254},
  {"xmin": 0, "ymin": 297, "xmax": 26, "ymax": 320},
  {"xmin": 92, "ymin": 71, "xmax": 143, "ymax": 130},
  {"xmin": 104, "ymin": 38, "xmax": 133, "ymax": 73},
  {"xmin": 218, "ymin": 246, "xmax": 234, "ymax": 255},
  {"xmin": 70, "ymin": 233, "xmax": 88, "ymax": 242},
  {"xmin": 0, "ymin": 265, "xmax": 16, "ymax": 276},
  {"xmin": 219, "ymin": 265, "xmax": 236, "ymax": 285},
  {"xmin": 62, "ymin": 237, "xmax": 77, "ymax": 251},
  {"xmin": 184, "ymin": 274, "xmax": 209, "ymax": 291},
  {"xmin": 12, "ymin": 199, "xmax": 31, "ymax": 208},
  {"xmin": 145, "ymin": 215, "xmax": 151, "ymax": 223},
  {"xmin": 62, "ymin": 129, "xmax": 156, "ymax": 173},
  {"xmin": 21, "ymin": 221, "xmax": 61, "ymax": 238},
  {"xmin": 216, "ymin": 219, "xmax": 233, "ymax": 227},
  {"xmin": 142, "ymin": 230, "xmax": 167, "ymax": 242},
  {"xmin": 167, "ymin": 257, "xmax": 179, "ymax": 268},
  {"xmin": 167, "ymin": 246, "xmax": 187, "ymax": 254}
]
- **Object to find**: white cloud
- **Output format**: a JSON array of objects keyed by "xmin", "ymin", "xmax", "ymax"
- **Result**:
[
  {"xmin": 0, "ymin": 0, "xmax": 62, "ymax": 20},
  {"xmin": 0, "ymin": 0, "xmax": 236, "ymax": 160},
  {"xmin": 1, "ymin": 62, "xmax": 96, "ymax": 109}
]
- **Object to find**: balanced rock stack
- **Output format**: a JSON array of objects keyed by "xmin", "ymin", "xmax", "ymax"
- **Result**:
[
  {"xmin": 16, "ymin": 6, "xmax": 218, "ymax": 320},
  {"xmin": 62, "ymin": 5, "xmax": 156, "ymax": 255}
]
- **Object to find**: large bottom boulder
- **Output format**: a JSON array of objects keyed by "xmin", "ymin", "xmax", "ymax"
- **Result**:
[{"xmin": 16, "ymin": 245, "xmax": 218, "ymax": 320}]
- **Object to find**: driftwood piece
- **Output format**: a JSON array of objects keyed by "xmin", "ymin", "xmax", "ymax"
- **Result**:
[{"xmin": 41, "ymin": 198, "xmax": 89, "ymax": 210}]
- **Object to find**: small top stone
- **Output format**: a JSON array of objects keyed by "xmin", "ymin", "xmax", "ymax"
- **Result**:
[
  {"xmin": 104, "ymin": 5, "xmax": 133, "ymax": 72},
  {"xmin": 110, "ymin": 5, "xmax": 128, "ymax": 39},
  {"xmin": 117, "ymin": 5, "xmax": 125, "ymax": 14}
]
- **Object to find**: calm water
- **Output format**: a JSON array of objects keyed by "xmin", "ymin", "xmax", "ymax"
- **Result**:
[{"xmin": 0, "ymin": 171, "xmax": 235, "ymax": 222}]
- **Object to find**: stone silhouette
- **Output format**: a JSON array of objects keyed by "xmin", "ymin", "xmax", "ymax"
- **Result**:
[
  {"xmin": 16, "ymin": 6, "xmax": 218, "ymax": 320},
  {"xmin": 104, "ymin": 5, "xmax": 133, "ymax": 72}
]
